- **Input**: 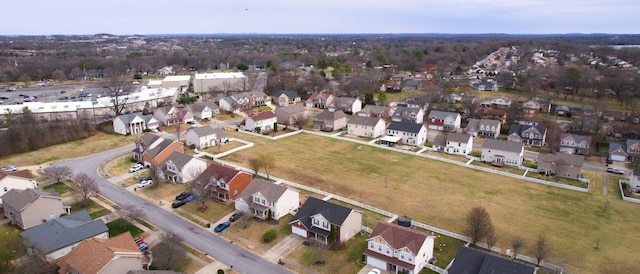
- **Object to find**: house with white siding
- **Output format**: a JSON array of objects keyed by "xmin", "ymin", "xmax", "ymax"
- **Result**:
[
  {"xmin": 234, "ymin": 179, "xmax": 299, "ymax": 220},
  {"xmin": 383, "ymin": 121, "xmax": 427, "ymax": 147},
  {"xmin": 364, "ymin": 222, "xmax": 435, "ymax": 274},
  {"xmin": 481, "ymin": 138, "xmax": 524, "ymax": 166},
  {"xmin": 239, "ymin": 111, "xmax": 277, "ymax": 133},
  {"xmin": 432, "ymin": 133, "xmax": 473, "ymax": 155}
]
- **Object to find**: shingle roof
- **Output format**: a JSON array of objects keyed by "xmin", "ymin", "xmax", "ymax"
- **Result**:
[
  {"xmin": 448, "ymin": 246, "xmax": 537, "ymax": 274},
  {"xmin": 138, "ymin": 133, "xmax": 161, "ymax": 146},
  {"xmin": 21, "ymin": 210, "xmax": 108, "ymax": 254},
  {"xmin": 428, "ymin": 110, "xmax": 459, "ymax": 120},
  {"xmin": 447, "ymin": 133, "xmax": 472, "ymax": 143},
  {"xmin": 360, "ymin": 105, "xmax": 391, "ymax": 116},
  {"xmin": 508, "ymin": 124, "xmax": 546, "ymax": 136},
  {"xmin": 57, "ymin": 232, "xmax": 142, "ymax": 274},
  {"xmin": 538, "ymin": 153, "xmax": 585, "ymax": 166},
  {"xmin": 276, "ymin": 104, "xmax": 307, "ymax": 114},
  {"xmin": 237, "ymin": 179, "xmax": 288, "ymax": 204},
  {"xmin": 194, "ymin": 162, "xmax": 244, "ymax": 185},
  {"xmin": 433, "ymin": 135, "xmax": 447, "ymax": 147},
  {"xmin": 115, "ymin": 112, "xmax": 146, "ymax": 124},
  {"xmin": 561, "ymin": 133, "xmax": 592, "ymax": 145},
  {"xmin": 368, "ymin": 222, "xmax": 429, "ymax": 255},
  {"xmin": 162, "ymin": 152, "xmax": 197, "ymax": 169},
  {"xmin": 348, "ymin": 116, "xmax": 383, "ymax": 127},
  {"xmin": 0, "ymin": 169, "xmax": 34, "ymax": 180},
  {"xmin": 273, "ymin": 90, "xmax": 299, "ymax": 99},
  {"xmin": 289, "ymin": 197, "xmax": 355, "ymax": 236},
  {"xmin": 609, "ymin": 143, "xmax": 627, "ymax": 155},
  {"xmin": 0, "ymin": 188, "xmax": 60, "ymax": 211},
  {"xmin": 482, "ymin": 138, "xmax": 524, "ymax": 153},
  {"xmin": 315, "ymin": 110, "xmax": 346, "ymax": 121},
  {"xmin": 188, "ymin": 126, "xmax": 216, "ymax": 137},
  {"xmin": 145, "ymin": 139, "xmax": 175, "ymax": 158},
  {"xmin": 387, "ymin": 121, "xmax": 425, "ymax": 134},
  {"xmin": 248, "ymin": 111, "xmax": 277, "ymax": 122}
]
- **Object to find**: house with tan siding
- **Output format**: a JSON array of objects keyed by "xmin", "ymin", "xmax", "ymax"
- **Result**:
[
  {"xmin": 1, "ymin": 189, "xmax": 69, "ymax": 230},
  {"xmin": 0, "ymin": 170, "xmax": 39, "ymax": 205},
  {"xmin": 347, "ymin": 116, "xmax": 386, "ymax": 138},
  {"xmin": 364, "ymin": 222, "xmax": 435, "ymax": 274},
  {"xmin": 313, "ymin": 110, "xmax": 347, "ymax": 131}
]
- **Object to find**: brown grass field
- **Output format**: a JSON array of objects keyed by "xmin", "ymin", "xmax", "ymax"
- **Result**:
[{"xmin": 222, "ymin": 132, "xmax": 638, "ymax": 274}]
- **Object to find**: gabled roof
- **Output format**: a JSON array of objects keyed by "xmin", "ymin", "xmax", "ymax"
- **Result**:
[
  {"xmin": 195, "ymin": 162, "xmax": 245, "ymax": 185},
  {"xmin": 433, "ymin": 135, "xmax": 447, "ymax": 147},
  {"xmin": 447, "ymin": 133, "xmax": 472, "ymax": 143},
  {"xmin": 21, "ymin": 210, "xmax": 108, "ymax": 254},
  {"xmin": 57, "ymin": 233, "xmax": 142, "ymax": 274},
  {"xmin": 387, "ymin": 121, "xmax": 425, "ymax": 134},
  {"xmin": 560, "ymin": 133, "xmax": 592, "ymax": 145},
  {"xmin": 482, "ymin": 139, "xmax": 524, "ymax": 153},
  {"xmin": 275, "ymin": 104, "xmax": 307, "ymax": 115},
  {"xmin": 289, "ymin": 197, "xmax": 355, "ymax": 232},
  {"xmin": 0, "ymin": 169, "xmax": 34, "ymax": 180},
  {"xmin": 245, "ymin": 90, "xmax": 269, "ymax": 98},
  {"xmin": 137, "ymin": 133, "xmax": 161, "ymax": 147},
  {"xmin": 538, "ymin": 153, "xmax": 585, "ymax": 166},
  {"xmin": 162, "ymin": 152, "xmax": 197, "ymax": 169},
  {"xmin": 428, "ymin": 110, "xmax": 460, "ymax": 120},
  {"xmin": 330, "ymin": 97, "xmax": 359, "ymax": 107},
  {"xmin": 609, "ymin": 143, "xmax": 628, "ymax": 155},
  {"xmin": 307, "ymin": 90, "xmax": 332, "ymax": 101},
  {"xmin": 273, "ymin": 90, "xmax": 300, "ymax": 99},
  {"xmin": 145, "ymin": 138, "xmax": 176, "ymax": 158},
  {"xmin": 361, "ymin": 105, "xmax": 391, "ymax": 115},
  {"xmin": 368, "ymin": 222, "xmax": 429, "ymax": 255},
  {"xmin": 0, "ymin": 188, "xmax": 61, "ymax": 211},
  {"xmin": 448, "ymin": 246, "xmax": 537, "ymax": 274},
  {"xmin": 247, "ymin": 111, "xmax": 277, "ymax": 122},
  {"xmin": 348, "ymin": 116, "xmax": 383, "ymax": 127},
  {"xmin": 392, "ymin": 107, "xmax": 422, "ymax": 118},
  {"xmin": 187, "ymin": 126, "xmax": 216, "ymax": 137},
  {"xmin": 508, "ymin": 124, "xmax": 547, "ymax": 137},
  {"xmin": 315, "ymin": 110, "xmax": 346, "ymax": 121},
  {"xmin": 115, "ymin": 112, "xmax": 147, "ymax": 124},
  {"xmin": 237, "ymin": 178, "xmax": 288, "ymax": 203}
]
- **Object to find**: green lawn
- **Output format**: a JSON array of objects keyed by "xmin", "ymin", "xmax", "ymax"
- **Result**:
[
  {"xmin": 43, "ymin": 183, "xmax": 73, "ymax": 195},
  {"xmin": 106, "ymin": 218, "xmax": 144, "ymax": 238},
  {"xmin": 222, "ymin": 133, "xmax": 638, "ymax": 274}
]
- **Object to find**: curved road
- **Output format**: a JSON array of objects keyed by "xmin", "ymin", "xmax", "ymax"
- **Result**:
[{"xmin": 59, "ymin": 145, "xmax": 291, "ymax": 274}]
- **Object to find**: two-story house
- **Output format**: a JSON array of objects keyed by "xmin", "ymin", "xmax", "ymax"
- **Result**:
[
  {"xmin": 391, "ymin": 107, "xmax": 424, "ymax": 124},
  {"xmin": 358, "ymin": 105, "xmax": 394, "ymax": 120},
  {"xmin": 364, "ymin": 222, "xmax": 435, "ymax": 274},
  {"xmin": 347, "ymin": 116, "xmax": 386, "ymax": 138},
  {"xmin": 289, "ymin": 197, "xmax": 363, "ymax": 245},
  {"xmin": 448, "ymin": 246, "xmax": 537, "ymax": 274},
  {"xmin": 426, "ymin": 110, "xmax": 461, "ymax": 132},
  {"xmin": 132, "ymin": 133, "xmax": 184, "ymax": 167},
  {"xmin": 507, "ymin": 123, "xmax": 547, "ymax": 147},
  {"xmin": 384, "ymin": 122, "xmax": 427, "ymax": 147},
  {"xmin": 626, "ymin": 139, "xmax": 640, "ymax": 162},
  {"xmin": 313, "ymin": 110, "xmax": 347, "ymax": 131},
  {"xmin": 432, "ymin": 133, "xmax": 473, "ymax": 155},
  {"xmin": 239, "ymin": 111, "xmax": 278, "ymax": 133},
  {"xmin": 328, "ymin": 97, "xmax": 362, "ymax": 114},
  {"xmin": 628, "ymin": 169, "xmax": 640, "ymax": 190},
  {"xmin": 272, "ymin": 90, "xmax": 302, "ymax": 106},
  {"xmin": 521, "ymin": 98, "xmax": 552, "ymax": 114},
  {"xmin": 1, "ymin": 189, "xmax": 69, "ymax": 230},
  {"xmin": 219, "ymin": 93, "xmax": 252, "ymax": 113},
  {"xmin": 245, "ymin": 90, "xmax": 272, "ymax": 107},
  {"xmin": 274, "ymin": 104, "xmax": 308, "ymax": 126},
  {"xmin": 465, "ymin": 119, "xmax": 501, "ymax": 138},
  {"xmin": 481, "ymin": 138, "xmax": 524, "ymax": 166},
  {"xmin": 189, "ymin": 102, "xmax": 219, "ymax": 121},
  {"xmin": 234, "ymin": 178, "xmax": 299, "ymax": 220},
  {"xmin": 158, "ymin": 152, "xmax": 207, "ymax": 183},
  {"xmin": 112, "ymin": 112, "xmax": 160, "ymax": 135},
  {"xmin": 56, "ymin": 233, "xmax": 144, "ymax": 274},
  {"xmin": 305, "ymin": 90, "xmax": 335, "ymax": 109},
  {"xmin": 193, "ymin": 162, "xmax": 252, "ymax": 203},
  {"xmin": 478, "ymin": 96, "xmax": 512, "ymax": 109},
  {"xmin": 153, "ymin": 106, "xmax": 195, "ymax": 126},
  {"xmin": 537, "ymin": 153, "xmax": 585, "ymax": 179},
  {"xmin": 559, "ymin": 133, "xmax": 592, "ymax": 155},
  {"xmin": 0, "ymin": 170, "xmax": 39, "ymax": 204},
  {"xmin": 185, "ymin": 126, "xmax": 228, "ymax": 149}
]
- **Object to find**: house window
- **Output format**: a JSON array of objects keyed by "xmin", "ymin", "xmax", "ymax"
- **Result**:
[
  {"xmin": 370, "ymin": 242, "xmax": 374, "ymax": 249},
  {"xmin": 313, "ymin": 219, "xmax": 319, "ymax": 226},
  {"xmin": 322, "ymin": 222, "xmax": 329, "ymax": 229}
]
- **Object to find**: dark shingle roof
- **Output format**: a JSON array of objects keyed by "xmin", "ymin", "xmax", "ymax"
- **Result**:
[
  {"xmin": 248, "ymin": 111, "xmax": 277, "ymax": 122},
  {"xmin": 448, "ymin": 246, "xmax": 537, "ymax": 274},
  {"xmin": 162, "ymin": 152, "xmax": 197, "ymax": 169},
  {"xmin": 273, "ymin": 90, "xmax": 300, "ymax": 99},
  {"xmin": 194, "ymin": 162, "xmax": 244, "ymax": 185},
  {"xmin": 387, "ymin": 121, "xmax": 425, "ymax": 134},
  {"xmin": 21, "ymin": 210, "xmax": 108, "ymax": 254},
  {"xmin": 289, "ymin": 197, "xmax": 355, "ymax": 236},
  {"xmin": 237, "ymin": 179, "xmax": 288, "ymax": 203},
  {"xmin": 482, "ymin": 139, "xmax": 524, "ymax": 153},
  {"xmin": 348, "ymin": 116, "xmax": 383, "ymax": 127},
  {"xmin": 447, "ymin": 133, "xmax": 472, "ymax": 143},
  {"xmin": 368, "ymin": 222, "xmax": 429, "ymax": 255},
  {"xmin": 0, "ymin": 189, "xmax": 60, "ymax": 211},
  {"xmin": 538, "ymin": 153, "xmax": 585, "ymax": 166},
  {"xmin": 315, "ymin": 110, "xmax": 346, "ymax": 121}
]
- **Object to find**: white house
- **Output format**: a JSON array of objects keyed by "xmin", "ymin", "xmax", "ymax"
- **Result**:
[
  {"xmin": 0, "ymin": 170, "xmax": 39, "ymax": 204},
  {"xmin": 426, "ymin": 110, "xmax": 461, "ymax": 132},
  {"xmin": 328, "ymin": 97, "xmax": 362, "ymax": 114},
  {"xmin": 112, "ymin": 112, "xmax": 160, "ymax": 135},
  {"xmin": 391, "ymin": 107, "xmax": 424, "ymax": 124},
  {"xmin": 433, "ymin": 133, "xmax": 473, "ymax": 155},
  {"xmin": 189, "ymin": 102, "xmax": 219, "ymax": 121},
  {"xmin": 218, "ymin": 93, "xmax": 252, "ymax": 113},
  {"xmin": 158, "ymin": 152, "xmax": 207, "ymax": 183},
  {"xmin": 185, "ymin": 126, "xmax": 228, "ymax": 149},
  {"xmin": 153, "ymin": 106, "xmax": 195, "ymax": 126},
  {"xmin": 239, "ymin": 111, "xmax": 277, "ymax": 132},
  {"xmin": 364, "ymin": 222, "xmax": 435, "ymax": 274},
  {"xmin": 347, "ymin": 116, "xmax": 386, "ymax": 138},
  {"xmin": 383, "ymin": 121, "xmax": 427, "ymax": 147},
  {"xmin": 234, "ymin": 178, "xmax": 300, "ymax": 220},
  {"xmin": 481, "ymin": 138, "xmax": 524, "ymax": 166}
]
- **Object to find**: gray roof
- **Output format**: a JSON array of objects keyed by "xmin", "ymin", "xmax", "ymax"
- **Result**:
[
  {"xmin": 190, "ymin": 102, "xmax": 218, "ymax": 113},
  {"xmin": 447, "ymin": 132, "xmax": 472, "ymax": 143},
  {"xmin": 245, "ymin": 90, "xmax": 269, "ymax": 98},
  {"xmin": 0, "ymin": 188, "xmax": 61, "ymax": 211},
  {"xmin": 238, "ymin": 179, "xmax": 289, "ymax": 203},
  {"xmin": 387, "ymin": 121, "xmax": 425, "ymax": 134},
  {"xmin": 561, "ymin": 133, "xmax": 592, "ymax": 145},
  {"xmin": 276, "ymin": 104, "xmax": 307, "ymax": 114},
  {"xmin": 331, "ymin": 97, "xmax": 359, "ymax": 108},
  {"xmin": 315, "ymin": 110, "xmax": 346, "ymax": 121},
  {"xmin": 146, "ymin": 138, "xmax": 175, "ymax": 158},
  {"xmin": 448, "ymin": 246, "xmax": 537, "ymax": 274},
  {"xmin": 428, "ymin": 110, "xmax": 460, "ymax": 120},
  {"xmin": 538, "ymin": 153, "xmax": 585, "ymax": 166},
  {"xmin": 609, "ymin": 143, "xmax": 627, "ymax": 155},
  {"xmin": 392, "ymin": 106, "xmax": 421, "ymax": 118},
  {"xmin": 360, "ymin": 105, "xmax": 391, "ymax": 115},
  {"xmin": 115, "ymin": 112, "xmax": 145, "ymax": 124},
  {"xmin": 289, "ymin": 196, "xmax": 355, "ymax": 237},
  {"xmin": 162, "ymin": 152, "xmax": 196, "ymax": 169},
  {"xmin": 508, "ymin": 124, "xmax": 546, "ymax": 136},
  {"xmin": 348, "ymin": 116, "xmax": 383, "ymax": 127},
  {"xmin": 482, "ymin": 138, "xmax": 523, "ymax": 153},
  {"xmin": 433, "ymin": 135, "xmax": 447, "ymax": 147},
  {"xmin": 273, "ymin": 90, "xmax": 300, "ymax": 99},
  {"xmin": 188, "ymin": 126, "xmax": 216, "ymax": 137},
  {"xmin": 21, "ymin": 210, "xmax": 108, "ymax": 254}
]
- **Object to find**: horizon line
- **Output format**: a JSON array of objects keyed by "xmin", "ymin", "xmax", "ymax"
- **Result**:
[{"xmin": 1, "ymin": 32, "xmax": 639, "ymax": 37}]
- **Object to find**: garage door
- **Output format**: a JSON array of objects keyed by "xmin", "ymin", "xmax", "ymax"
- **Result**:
[
  {"xmin": 292, "ymin": 226, "xmax": 307, "ymax": 238},
  {"xmin": 367, "ymin": 255, "xmax": 387, "ymax": 270},
  {"xmin": 611, "ymin": 154, "xmax": 626, "ymax": 162}
]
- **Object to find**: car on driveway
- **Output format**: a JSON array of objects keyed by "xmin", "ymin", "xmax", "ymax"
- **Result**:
[
  {"xmin": 175, "ymin": 192, "xmax": 191, "ymax": 201},
  {"xmin": 229, "ymin": 212, "xmax": 244, "ymax": 222},
  {"xmin": 6, "ymin": 87, "xmax": 17, "ymax": 92},
  {"xmin": 138, "ymin": 179, "xmax": 153, "ymax": 188},
  {"xmin": 214, "ymin": 221, "xmax": 231, "ymax": 232},
  {"xmin": 606, "ymin": 167, "xmax": 625, "ymax": 175},
  {"xmin": 2, "ymin": 165, "xmax": 17, "ymax": 171},
  {"xmin": 171, "ymin": 199, "xmax": 187, "ymax": 208},
  {"xmin": 129, "ymin": 163, "xmax": 144, "ymax": 173},
  {"xmin": 367, "ymin": 269, "xmax": 381, "ymax": 274},
  {"xmin": 138, "ymin": 243, "xmax": 149, "ymax": 251},
  {"xmin": 184, "ymin": 194, "xmax": 197, "ymax": 202}
]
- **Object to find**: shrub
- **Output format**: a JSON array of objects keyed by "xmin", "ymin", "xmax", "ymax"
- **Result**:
[
  {"xmin": 471, "ymin": 151, "xmax": 481, "ymax": 157},
  {"xmin": 262, "ymin": 229, "xmax": 278, "ymax": 243}
]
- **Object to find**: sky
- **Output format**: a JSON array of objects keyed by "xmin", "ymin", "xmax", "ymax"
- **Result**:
[{"xmin": 2, "ymin": 0, "xmax": 639, "ymax": 35}]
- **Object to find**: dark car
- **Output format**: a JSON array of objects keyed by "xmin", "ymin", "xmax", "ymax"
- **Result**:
[
  {"xmin": 0, "ymin": 96, "xmax": 8, "ymax": 100},
  {"xmin": 175, "ymin": 192, "xmax": 191, "ymax": 201},
  {"xmin": 171, "ymin": 199, "xmax": 187, "ymax": 208},
  {"xmin": 184, "ymin": 194, "xmax": 197, "ymax": 202},
  {"xmin": 214, "ymin": 221, "xmax": 231, "ymax": 232},
  {"xmin": 229, "ymin": 212, "xmax": 244, "ymax": 222}
]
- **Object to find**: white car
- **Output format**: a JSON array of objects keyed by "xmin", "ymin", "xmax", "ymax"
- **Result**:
[
  {"xmin": 2, "ymin": 165, "xmax": 17, "ymax": 171},
  {"xmin": 367, "ymin": 269, "xmax": 381, "ymax": 274},
  {"xmin": 138, "ymin": 179, "xmax": 153, "ymax": 188},
  {"xmin": 129, "ymin": 163, "xmax": 144, "ymax": 173}
]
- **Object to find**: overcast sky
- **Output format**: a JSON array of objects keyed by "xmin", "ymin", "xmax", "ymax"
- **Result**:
[{"xmin": 2, "ymin": 0, "xmax": 639, "ymax": 35}]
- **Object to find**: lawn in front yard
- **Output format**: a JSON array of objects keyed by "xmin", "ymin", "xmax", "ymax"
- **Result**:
[
  {"xmin": 142, "ymin": 181, "xmax": 190, "ymax": 202},
  {"xmin": 108, "ymin": 154, "xmax": 135, "ymax": 176},
  {"xmin": 228, "ymin": 214, "xmax": 293, "ymax": 250},
  {"xmin": 200, "ymin": 140, "xmax": 249, "ymax": 154},
  {"xmin": 106, "ymin": 218, "xmax": 144, "ymax": 238},
  {"xmin": 290, "ymin": 233, "xmax": 368, "ymax": 274},
  {"xmin": 70, "ymin": 198, "xmax": 107, "ymax": 217},
  {"xmin": 221, "ymin": 133, "xmax": 640, "ymax": 274},
  {"xmin": 43, "ymin": 183, "xmax": 73, "ymax": 197}
]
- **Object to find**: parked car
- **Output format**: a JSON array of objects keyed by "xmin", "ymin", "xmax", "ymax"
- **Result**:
[
  {"xmin": 175, "ymin": 192, "xmax": 191, "ymax": 201},
  {"xmin": 367, "ymin": 269, "xmax": 381, "ymax": 274},
  {"xmin": 138, "ymin": 179, "xmax": 153, "ymax": 188},
  {"xmin": 58, "ymin": 96, "xmax": 68, "ymax": 100},
  {"xmin": 0, "ymin": 96, "xmax": 9, "ymax": 100},
  {"xmin": 2, "ymin": 165, "xmax": 17, "ymax": 171},
  {"xmin": 606, "ymin": 167, "xmax": 625, "ymax": 175},
  {"xmin": 184, "ymin": 194, "xmax": 197, "ymax": 202},
  {"xmin": 129, "ymin": 163, "xmax": 144, "ymax": 173},
  {"xmin": 6, "ymin": 87, "xmax": 17, "ymax": 92},
  {"xmin": 138, "ymin": 243, "xmax": 149, "ymax": 251},
  {"xmin": 171, "ymin": 199, "xmax": 187, "ymax": 208},
  {"xmin": 214, "ymin": 221, "xmax": 231, "ymax": 232},
  {"xmin": 229, "ymin": 212, "xmax": 244, "ymax": 222}
]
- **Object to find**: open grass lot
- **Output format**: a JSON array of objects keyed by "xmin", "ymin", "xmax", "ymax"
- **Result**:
[
  {"xmin": 200, "ymin": 140, "xmax": 248, "ymax": 154},
  {"xmin": 290, "ymin": 233, "xmax": 368, "ymax": 274},
  {"xmin": 222, "ymin": 133, "xmax": 639, "ymax": 273},
  {"xmin": 0, "ymin": 130, "xmax": 137, "ymax": 166},
  {"xmin": 108, "ymin": 154, "xmax": 135, "ymax": 175}
]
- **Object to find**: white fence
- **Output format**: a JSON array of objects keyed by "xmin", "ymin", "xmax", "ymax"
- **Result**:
[{"xmin": 619, "ymin": 180, "xmax": 640, "ymax": 204}]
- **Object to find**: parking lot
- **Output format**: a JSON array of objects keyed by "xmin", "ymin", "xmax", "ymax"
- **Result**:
[{"xmin": 1, "ymin": 83, "xmax": 106, "ymax": 105}]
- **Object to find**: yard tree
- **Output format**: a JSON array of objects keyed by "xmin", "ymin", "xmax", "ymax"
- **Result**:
[
  {"xmin": 103, "ymin": 74, "xmax": 134, "ymax": 116},
  {"xmin": 292, "ymin": 113, "xmax": 310, "ymax": 129},
  {"xmin": 486, "ymin": 228, "xmax": 499, "ymax": 251},
  {"xmin": 364, "ymin": 93, "xmax": 375, "ymax": 106},
  {"xmin": 172, "ymin": 107, "xmax": 186, "ymax": 140},
  {"xmin": 153, "ymin": 231, "xmax": 185, "ymax": 270},
  {"xmin": 511, "ymin": 237, "xmax": 526, "ymax": 260},
  {"xmin": 532, "ymin": 234, "xmax": 550, "ymax": 266},
  {"xmin": 115, "ymin": 204, "xmax": 144, "ymax": 229},
  {"xmin": 249, "ymin": 157, "xmax": 262, "ymax": 176},
  {"xmin": 258, "ymin": 153, "xmax": 276, "ymax": 179},
  {"xmin": 42, "ymin": 165, "xmax": 73, "ymax": 184},
  {"xmin": 464, "ymin": 206, "xmax": 494, "ymax": 246},
  {"xmin": 71, "ymin": 172, "xmax": 100, "ymax": 208},
  {"xmin": 377, "ymin": 91, "xmax": 388, "ymax": 106}
]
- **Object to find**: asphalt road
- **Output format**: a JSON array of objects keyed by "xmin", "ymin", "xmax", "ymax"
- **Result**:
[{"xmin": 58, "ymin": 145, "xmax": 291, "ymax": 274}]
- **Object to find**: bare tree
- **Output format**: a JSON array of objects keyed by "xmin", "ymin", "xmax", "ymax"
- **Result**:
[
  {"xmin": 511, "ymin": 237, "xmax": 526, "ymax": 260},
  {"xmin": 531, "ymin": 234, "xmax": 550, "ymax": 266},
  {"xmin": 71, "ymin": 172, "xmax": 100, "ymax": 208},
  {"xmin": 153, "ymin": 231, "xmax": 185, "ymax": 270},
  {"xmin": 486, "ymin": 228, "xmax": 499, "ymax": 251},
  {"xmin": 172, "ymin": 107, "xmax": 186, "ymax": 140},
  {"xmin": 115, "ymin": 204, "xmax": 144, "ymax": 229},
  {"xmin": 248, "ymin": 157, "xmax": 262, "ymax": 176},
  {"xmin": 464, "ymin": 206, "xmax": 494, "ymax": 246},
  {"xmin": 258, "ymin": 153, "xmax": 276, "ymax": 179},
  {"xmin": 103, "ymin": 74, "xmax": 134, "ymax": 116},
  {"xmin": 41, "ymin": 165, "xmax": 73, "ymax": 184},
  {"xmin": 291, "ymin": 112, "xmax": 310, "ymax": 129}
]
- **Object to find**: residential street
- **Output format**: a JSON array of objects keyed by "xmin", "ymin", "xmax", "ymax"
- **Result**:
[{"xmin": 57, "ymin": 145, "xmax": 292, "ymax": 274}]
